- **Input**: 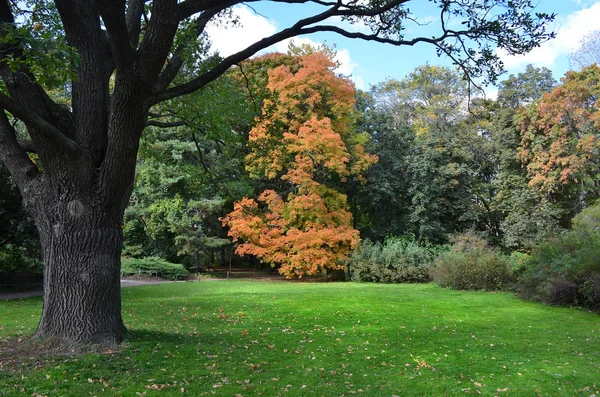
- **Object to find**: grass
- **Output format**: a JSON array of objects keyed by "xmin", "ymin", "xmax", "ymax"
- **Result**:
[{"xmin": 1, "ymin": 281, "xmax": 599, "ymax": 396}]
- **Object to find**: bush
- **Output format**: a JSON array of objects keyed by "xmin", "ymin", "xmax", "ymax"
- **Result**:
[
  {"xmin": 0, "ymin": 244, "xmax": 42, "ymax": 275},
  {"xmin": 121, "ymin": 256, "xmax": 189, "ymax": 280},
  {"xmin": 506, "ymin": 251, "xmax": 530, "ymax": 279},
  {"xmin": 349, "ymin": 237, "xmax": 445, "ymax": 283},
  {"xmin": 517, "ymin": 230, "xmax": 600, "ymax": 310},
  {"xmin": 430, "ymin": 233, "xmax": 512, "ymax": 291},
  {"xmin": 581, "ymin": 274, "xmax": 600, "ymax": 312},
  {"xmin": 517, "ymin": 202, "xmax": 600, "ymax": 311}
]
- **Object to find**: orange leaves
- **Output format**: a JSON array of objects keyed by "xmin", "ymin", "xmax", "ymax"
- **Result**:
[
  {"xmin": 222, "ymin": 50, "xmax": 374, "ymax": 278},
  {"xmin": 517, "ymin": 65, "xmax": 600, "ymax": 195},
  {"xmin": 221, "ymin": 187, "xmax": 359, "ymax": 278}
]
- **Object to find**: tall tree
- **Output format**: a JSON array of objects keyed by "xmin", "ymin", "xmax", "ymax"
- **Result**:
[
  {"xmin": 222, "ymin": 52, "xmax": 376, "ymax": 278},
  {"xmin": 481, "ymin": 65, "xmax": 558, "ymax": 249},
  {"xmin": 362, "ymin": 65, "xmax": 480, "ymax": 243},
  {"xmin": 517, "ymin": 65, "xmax": 600, "ymax": 215},
  {"xmin": 0, "ymin": 0, "xmax": 555, "ymax": 346}
]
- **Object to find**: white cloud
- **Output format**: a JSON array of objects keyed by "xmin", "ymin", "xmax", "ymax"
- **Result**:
[
  {"xmin": 497, "ymin": 1, "xmax": 600, "ymax": 70},
  {"xmin": 327, "ymin": 16, "xmax": 372, "ymax": 35},
  {"xmin": 204, "ymin": 6, "xmax": 277, "ymax": 58},
  {"xmin": 484, "ymin": 87, "xmax": 498, "ymax": 101},
  {"xmin": 205, "ymin": 7, "xmax": 366, "ymax": 90},
  {"xmin": 333, "ymin": 48, "xmax": 365, "ymax": 90}
]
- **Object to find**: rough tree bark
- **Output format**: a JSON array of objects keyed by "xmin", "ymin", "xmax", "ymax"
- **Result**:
[{"xmin": 0, "ymin": 0, "xmax": 554, "ymax": 347}]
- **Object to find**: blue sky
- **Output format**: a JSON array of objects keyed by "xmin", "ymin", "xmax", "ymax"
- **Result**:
[{"xmin": 206, "ymin": 0, "xmax": 600, "ymax": 96}]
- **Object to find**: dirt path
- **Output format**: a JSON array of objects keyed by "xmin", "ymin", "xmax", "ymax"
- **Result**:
[{"xmin": 0, "ymin": 279, "xmax": 175, "ymax": 301}]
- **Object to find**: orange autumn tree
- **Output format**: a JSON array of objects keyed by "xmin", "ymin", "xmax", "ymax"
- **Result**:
[
  {"xmin": 222, "ymin": 51, "xmax": 377, "ymax": 278},
  {"xmin": 517, "ymin": 65, "xmax": 600, "ymax": 198}
]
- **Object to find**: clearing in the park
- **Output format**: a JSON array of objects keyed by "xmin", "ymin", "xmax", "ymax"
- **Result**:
[{"xmin": 1, "ymin": 281, "xmax": 598, "ymax": 396}]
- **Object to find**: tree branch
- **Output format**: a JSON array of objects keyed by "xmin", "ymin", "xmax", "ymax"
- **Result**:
[
  {"xmin": 145, "ymin": 119, "xmax": 187, "ymax": 128},
  {"xmin": 95, "ymin": 0, "xmax": 136, "ymax": 66},
  {"xmin": 56, "ymin": 0, "xmax": 110, "ymax": 164},
  {"xmin": 0, "ymin": 111, "xmax": 39, "ymax": 189},
  {"xmin": 125, "ymin": 0, "xmax": 145, "ymax": 48},
  {"xmin": 0, "ymin": 93, "xmax": 81, "ymax": 155},
  {"xmin": 153, "ymin": 8, "xmax": 221, "ymax": 92},
  {"xmin": 0, "ymin": 0, "xmax": 76, "ymax": 138},
  {"xmin": 177, "ymin": 0, "xmax": 340, "ymax": 21},
  {"xmin": 137, "ymin": 0, "xmax": 180, "ymax": 84}
]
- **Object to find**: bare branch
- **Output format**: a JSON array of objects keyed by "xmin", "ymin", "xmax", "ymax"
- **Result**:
[
  {"xmin": 177, "ymin": 0, "xmax": 341, "ymax": 20},
  {"xmin": 0, "ymin": 93, "xmax": 81, "ymax": 155},
  {"xmin": 95, "ymin": 0, "xmax": 136, "ymax": 66},
  {"xmin": 125, "ymin": 0, "xmax": 145, "ymax": 48},
  {"xmin": 0, "ymin": 111, "xmax": 39, "ymax": 188},
  {"xmin": 153, "ymin": 8, "xmax": 221, "ymax": 92},
  {"xmin": 146, "ymin": 119, "xmax": 187, "ymax": 128},
  {"xmin": 236, "ymin": 63, "xmax": 259, "ymax": 116}
]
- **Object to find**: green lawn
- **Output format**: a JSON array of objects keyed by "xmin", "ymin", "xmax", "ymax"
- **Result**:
[{"xmin": 1, "ymin": 281, "xmax": 599, "ymax": 396}]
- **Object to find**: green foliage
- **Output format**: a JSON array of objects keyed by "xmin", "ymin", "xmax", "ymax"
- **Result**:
[
  {"xmin": 496, "ymin": 175, "xmax": 564, "ymax": 250},
  {"xmin": 0, "ymin": 244, "xmax": 42, "ymax": 274},
  {"xmin": 357, "ymin": 66, "xmax": 486, "ymax": 243},
  {"xmin": 349, "ymin": 237, "xmax": 446, "ymax": 283},
  {"xmin": 517, "ymin": 203, "xmax": 600, "ymax": 310},
  {"xmin": 481, "ymin": 65, "xmax": 560, "ymax": 249},
  {"xmin": 496, "ymin": 65, "xmax": 556, "ymax": 108},
  {"xmin": 121, "ymin": 256, "xmax": 189, "ymax": 281},
  {"xmin": 0, "ymin": 163, "xmax": 41, "ymax": 274},
  {"xmin": 506, "ymin": 251, "xmax": 531, "ymax": 279},
  {"xmin": 124, "ymin": 69, "xmax": 253, "ymax": 263},
  {"xmin": 431, "ymin": 233, "xmax": 512, "ymax": 291}
]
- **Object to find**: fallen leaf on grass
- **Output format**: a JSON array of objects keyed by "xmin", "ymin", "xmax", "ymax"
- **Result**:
[{"xmin": 146, "ymin": 384, "xmax": 167, "ymax": 390}]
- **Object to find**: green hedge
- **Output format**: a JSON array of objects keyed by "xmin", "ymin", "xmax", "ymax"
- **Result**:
[
  {"xmin": 430, "ymin": 233, "xmax": 512, "ymax": 291},
  {"xmin": 121, "ymin": 256, "xmax": 188, "ymax": 280},
  {"xmin": 349, "ymin": 238, "xmax": 446, "ymax": 283}
]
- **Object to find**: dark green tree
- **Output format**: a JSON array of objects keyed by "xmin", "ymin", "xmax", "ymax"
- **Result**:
[
  {"xmin": 490, "ymin": 65, "xmax": 559, "ymax": 249},
  {"xmin": 360, "ymin": 65, "xmax": 483, "ymax": 243}
]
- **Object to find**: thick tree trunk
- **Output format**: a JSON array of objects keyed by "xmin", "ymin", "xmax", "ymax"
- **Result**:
[{"xmin": 34, "ymin": 197, "xmax": 126, "ymax": 347}]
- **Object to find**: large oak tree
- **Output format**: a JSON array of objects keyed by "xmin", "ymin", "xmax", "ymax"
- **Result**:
[{"xmin": 0, "ymin": 0, "xmax": 554, "ymax": 346}]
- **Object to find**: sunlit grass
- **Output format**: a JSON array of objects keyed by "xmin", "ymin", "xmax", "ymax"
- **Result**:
[{"xmin": 1, "ymin": 281, "xmax": 599, "ymax": 396}]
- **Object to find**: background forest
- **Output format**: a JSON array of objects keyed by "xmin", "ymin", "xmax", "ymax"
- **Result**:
[{"xmin": 2, "ymin": 40, "xmax": 600, "ymax": 311}]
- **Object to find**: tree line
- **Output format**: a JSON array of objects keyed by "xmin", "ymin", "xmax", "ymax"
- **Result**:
[{"xmin": 4, "ymin": 46, "xmax": 600, "ymax": 277}]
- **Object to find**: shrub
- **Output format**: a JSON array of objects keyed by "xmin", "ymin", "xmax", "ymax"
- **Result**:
[
  {"xmin": 0, "ymin": 244, "xmax": 42, "ymax": 275},
  {"xmin": 121, "ymin": 256, "xmax": 189, "ymax": 280},
  {"xmin": 517, "ymin": 202, "xmax": 600, "ymax": 311},
  {"xmin": 349, "ymin": 237, "xmax": 445, "ymax": 283},
  {"xmin": 581, "ymin": 274, "xmax": 600, "ymax": 312},
  {"xmin": 430, "ymin": 233, "xmax": 512, "ymax": 291},
  {"xmin": 506, "ymin": 251, "xmax": 530, "ymax": 279},
  {"xmin": 517, "ymin": 230, "xmax": 600, "ymax": 310}
]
